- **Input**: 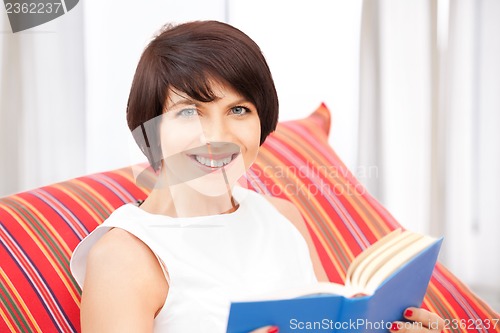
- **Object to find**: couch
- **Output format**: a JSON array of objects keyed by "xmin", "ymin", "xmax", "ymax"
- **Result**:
[{"xmin": 1, "ymin": 104, "xmax": 499, "ymax": 332}]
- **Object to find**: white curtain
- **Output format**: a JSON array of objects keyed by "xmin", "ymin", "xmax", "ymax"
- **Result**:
[
  {"xmin": 359, "ymin": 0, "xmax": 500, "ymax": 307},
  {"xmin": 444, "ymin": 0, "xmax": 500, "ymax": 301},
  {"xmin": 0, "ymin": 6, "xmax": 86, "ymax": 196}
]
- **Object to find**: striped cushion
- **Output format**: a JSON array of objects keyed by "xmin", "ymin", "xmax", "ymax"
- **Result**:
[{"xmin": 0, "ymin": 104, "xmax": 498, "ymax": 332}]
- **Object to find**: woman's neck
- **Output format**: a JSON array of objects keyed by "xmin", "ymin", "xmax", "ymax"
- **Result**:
[{"xmin": 140, "ymin": 180, "xmax": 238, "ymax": 218}]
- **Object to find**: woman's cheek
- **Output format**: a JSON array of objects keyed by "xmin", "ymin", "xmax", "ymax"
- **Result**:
[{"xmin": 160, "ymin": 122, "xmax": 204, "ymax": 157}]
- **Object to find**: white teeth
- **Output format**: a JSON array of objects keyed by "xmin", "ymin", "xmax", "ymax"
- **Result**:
[{"xmin": 194, "ymin": 155, "xmax": 233, "ymax": 168}]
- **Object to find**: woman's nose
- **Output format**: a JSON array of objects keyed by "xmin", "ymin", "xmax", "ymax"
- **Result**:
[{"xmin": 199, "ymin": 118, "xmax": 232, "ymax": 144}]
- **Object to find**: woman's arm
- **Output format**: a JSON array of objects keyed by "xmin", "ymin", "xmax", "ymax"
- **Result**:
[{"xmin": 80, "ymin": 228, "xmax": 169, "ymax": 333}]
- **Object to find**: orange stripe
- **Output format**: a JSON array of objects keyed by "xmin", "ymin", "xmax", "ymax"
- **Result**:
[
  {"xmin": 38, "ymin": 192, "xmax": 88, "ymax": 238},
  {"xmin": 12, "ymin": 196, "xmax": 72, "ymax": 256},
  {"xmin": 279, "ymin": 125, "xmax": 390, "ymax": 240},
  {"xmin": 70, "ymin": 179, "xmax": 115, "ymax": 213},
  {"xmin": 421, "ymin": 288, "xmax": 442, "ymax": 321},
  {"xmin": 258, "ymin": 145, "xmax": 357, "ymax": 267},
  {"xmin": 2, "ymin": 221, "xmax": 74, "ymax": 330},
  {"xmin": 1, "ymin": 204, "xmax": 81, "ymax": 306},
  {"xmin": 289, "ymin": 123, "xmax": 392, "ymax": 239},
  {"xmin": 1, "ymin": 267, "xmax": 43, "ymax": 333},
  {"xmin": 0, "ymin": 307, "xmax": 22, "ymax": 333},
  {"xmin": 112, "ymin": 167, "xmax": 157, "ymax": 195},
  {"xmin": 264, "ymin": 132, "xmax": 362, "ymax": 253},
  {"xmin": 51, "ymin": 184, "xmax": 104, "ymax": 224},
  {"xmin": 281, "ymin": 120, "xmax": 329, "ymax": 146},
  {"xmin": 95, "ymin": 175, "xmax": 135, "ymax": 200},
  {"xmin": 438, "ymin": 266, "xmax": 500, "ymax": 320},
  {"xmin": 2, "ymin": 230, "xmax": 49, "ymax": 331},
  {"xmin": 426, "ymin": 281, "xmax": 462, "ymax": 327},
  {"xmin": 114, "ymin": 168, "xmax": 153, "ymax": 197}
]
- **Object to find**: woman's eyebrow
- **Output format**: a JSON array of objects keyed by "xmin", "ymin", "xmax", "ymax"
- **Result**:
[
  {"xmin": 228, "ymin": 98, "xmax": 249, "ymax": 105},
  {"xmin": 165, "ymin": 96, "xmax": 254, "ymax": 110},
  {"xmin": 225, "ymin": 98, "xmax": 254, "ymax": 108},
  {"xmin": 167, "ymin": 99, "xmax": 198, "ymax": 109},
  {"xmin": 166, "ymin": 97, "xmax": 198, "ymax": 110}
]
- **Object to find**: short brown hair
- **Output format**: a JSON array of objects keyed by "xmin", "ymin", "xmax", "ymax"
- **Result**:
[{"xmin": 126, "ymin": 20, "xmax": 279, "ymax": 170}]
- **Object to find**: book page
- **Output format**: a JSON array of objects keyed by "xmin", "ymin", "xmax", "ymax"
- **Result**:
[
  {"xmin": 345, "ymin": 229, "xmax": 402, "ymax": 287},
  {"xmin": 350, "ymin": 230, "xmax": 415, "ymax": 288},
  {"xmin": 363, "ymin": 237, "xmax": 437, "ymax": 294},
  {"xmin": 356, "ymin": 232, "xmax": 423, "ymax": 289}
]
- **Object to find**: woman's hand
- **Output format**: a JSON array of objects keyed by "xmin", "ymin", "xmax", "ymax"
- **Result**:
[
  {"xmin": 246, "ymin": 308, "xmax": 443, "ymax": 333},
  {"xmin": 248, "ymin": 325, "xmax": 279, "ymax": 333},
  {"xmin": 390, "ymin": 307, "xmax": 444, "ymax": 332}
]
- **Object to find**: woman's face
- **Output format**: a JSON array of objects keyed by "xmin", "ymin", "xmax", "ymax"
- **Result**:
[{"xmin": 158, "ymin": 81, "xmax": 261, "ymax": 196}]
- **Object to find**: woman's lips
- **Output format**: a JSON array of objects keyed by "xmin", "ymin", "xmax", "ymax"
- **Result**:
[
  {"xmin": 189, "ymin": 153, "xmax": 239, "ymax": 170},
  {"xmin": 183, "ymin": 142, "xmax": 241, "ymax": 172}
]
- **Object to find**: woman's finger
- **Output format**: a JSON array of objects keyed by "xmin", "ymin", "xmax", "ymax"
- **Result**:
[
  {"xmin": 389, "ymin": 321, "xmax": 427, "ymax": 333},
  {"xmin": 248, "ymin": 325, "xmax": 279, "ymax": 333},
  {"xmin": 404, "ymin": 307, "xmax": 445, "ymax": 331}
]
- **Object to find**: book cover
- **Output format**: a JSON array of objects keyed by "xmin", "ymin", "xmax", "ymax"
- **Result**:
[{"xmin": 226, "ymin": 232, "xmax": 443, "ymax": 333}]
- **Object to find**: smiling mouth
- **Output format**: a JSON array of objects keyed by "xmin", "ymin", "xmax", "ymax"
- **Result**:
[
  {"xmin": 190, "ymin": 153, "xmax": 239, "ymax": 169},
  {"xmin": 184, "ymin": 142, "xmax": 241, "ymax": 170}
]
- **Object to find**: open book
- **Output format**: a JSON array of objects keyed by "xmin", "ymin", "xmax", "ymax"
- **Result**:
[{"xmin": 226, "ymin": 229, "xmax": 443, "ymax": 333}]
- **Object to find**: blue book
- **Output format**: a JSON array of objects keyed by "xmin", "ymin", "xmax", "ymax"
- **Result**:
[{"xmin": 226, "ymin": 229, "xmax": 443, "ymax": 333}]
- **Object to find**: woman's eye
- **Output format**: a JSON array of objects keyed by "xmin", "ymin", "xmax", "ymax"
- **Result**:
[
  {"xmin": 231, "ymin": 106, "xmax": 250, "ymax": 116},
  {"xmin": 177, "ymin": 108, "xmax": 198, "ymax": 118}
]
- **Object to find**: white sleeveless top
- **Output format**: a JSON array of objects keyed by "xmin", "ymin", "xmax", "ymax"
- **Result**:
[{"xmin": 70, "ymin": 187, "xmax": 317, "ymax": 333}]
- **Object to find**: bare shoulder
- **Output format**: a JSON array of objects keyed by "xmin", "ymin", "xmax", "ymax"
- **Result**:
[
  {"xmin": 81, "ymin": 227, "xmax": 168, "ymax": 332},
  {"xmin": 88, "ymin": 227, "xmax": 154, "ymax": 263},
  {"xmin": 85, "ymin": 227, "xmax": 169, "ymax": 295}
]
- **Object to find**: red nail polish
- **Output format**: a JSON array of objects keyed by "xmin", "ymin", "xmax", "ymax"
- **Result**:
[
  {"xmin": 405, "ymin": 309, "xmax": 413, "ymax": 317},
  {"xmin": 391, "ymin": 322, "xmax": 400, "ymax": 331},
  {"xmin": 267, "ymin": 326, "xmax": 279, "ymax": 333}
]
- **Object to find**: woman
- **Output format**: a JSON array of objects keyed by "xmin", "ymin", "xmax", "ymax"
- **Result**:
[{"xmin": 70, "ymin": 20, "xmax": 444, "ymax": 333}]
